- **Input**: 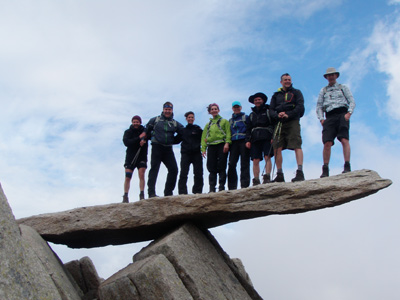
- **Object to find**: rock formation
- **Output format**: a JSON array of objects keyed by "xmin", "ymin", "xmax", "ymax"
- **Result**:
[
  {"xmin": 18, "ymin": 169, "xmax": 392, "ymax": 248},
  {"xmin": 1, "ymin": 170, "xmax": 392, "ymax": 299}
]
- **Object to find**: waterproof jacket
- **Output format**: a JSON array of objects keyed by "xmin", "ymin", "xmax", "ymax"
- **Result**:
[
  {"xmin": 246, "ymin": 104, "xmax": 275, "ymax": 143},
  {"xmin": 123, "ymin": 124, "xmax": 148, "ymax": 164},
  {"xmin": 201, "ymin": 115, "xmax": 231, "ymax": 152},
  {"xmin": 145, "ymin": 113, "xmax": 184, "ymax": 146},
  {"xmin": 229, "ymin": 112, "xmax": 249, "ymax": 141},
  {"xmin": 175, "ymin": 124, "xmax": 203, "ymax": 153},
  {"xmin": 270, "ymin": 85, "xmax": 305, "ymax": 122}
]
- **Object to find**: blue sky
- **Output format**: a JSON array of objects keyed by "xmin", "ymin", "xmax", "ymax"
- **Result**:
[{"xmin": 1, "ymin": 1, "xmax": 399, "ymax": 299}]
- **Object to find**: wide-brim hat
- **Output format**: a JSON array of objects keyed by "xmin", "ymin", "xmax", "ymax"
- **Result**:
[
  {"xmin": 248, "ymin": 92, "xmax": 268, "ymax": 104},
  {"xmin": 324, "ymin": 67, "xmax": 340, "ymax": 78}
]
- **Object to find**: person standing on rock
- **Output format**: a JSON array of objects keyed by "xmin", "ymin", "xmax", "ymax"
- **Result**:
[
  {"xmin": 316, "ymin": 67, "xmax": 356, "ymax": 177},
  {"xmin": 177, "ymin": 111, "xmax": 204, "ymax": 194},
  {"xmin": 122, "ymin": 115, "xmax": 148, "ymax": 202},
  {"xmin": 245, "ymin": 93, "xmax": 275, "ymax": 185},
  {"xmin": 270, "ymin": 73, "xmax": 305, "ymax": 183},
  {"xmin": 227, "ymin": 101, "xmax": 250, "ymax": 190},
  {"xmin": 201, "ymin": 103, "xmax": 231, "ymax": 193},
  {"xmin": 144, "ymin": 102, "xmax": 185, "ymax": 198}
]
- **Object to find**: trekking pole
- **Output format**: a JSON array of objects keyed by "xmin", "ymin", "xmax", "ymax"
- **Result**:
[
  {"xmin": 261, "ymin": 121, "xmax": 282, "ymax": 178},
  {"xmin": 130, "ymin": 147, "xmax": 142, "ymax": 166},
  {"xmin": 270, "ymin": 121, "xmax": 282, "ymax": 179}
]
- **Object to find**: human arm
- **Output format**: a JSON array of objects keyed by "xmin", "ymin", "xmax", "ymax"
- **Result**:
[{"xmin": 316, "ymin": 88, "xmax": 326, "ymax": 124}]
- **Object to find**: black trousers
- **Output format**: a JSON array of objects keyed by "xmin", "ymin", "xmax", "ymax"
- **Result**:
[
  {"xmin": 147, "ymin": 143, "xmax": 178, "ymax": 196},
  {"xmin": 227, "ymin": 139, "xmax": 250, "ymax": 190},
  {"xmin": 207, "ymin": 143, "xmax": 228, "ymax": 190},
  {"xmin": 178, "ymin": 151, "xmax": 204, "ymax": 194}
]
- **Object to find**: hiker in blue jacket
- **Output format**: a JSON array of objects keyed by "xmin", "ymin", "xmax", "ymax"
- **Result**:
[
  {"xmin": 144, "ymin": 102, "xmax": 184, "ymax": 197},
  {"xmin": 227, "ymin": 101, "xmax": 250, "ymax": 190}
]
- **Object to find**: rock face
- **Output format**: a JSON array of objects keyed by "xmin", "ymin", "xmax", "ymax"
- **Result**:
[
  {"xmin": 99, "ymin": 223, "xmax": 261, "ymax": 300},
  {"xmin": 17, "ymin": 170, "xmax": 392, "ymax": 248},
  {"xmin": 0, "ymin": 184, "xmax": 82, "ymax": 300}
]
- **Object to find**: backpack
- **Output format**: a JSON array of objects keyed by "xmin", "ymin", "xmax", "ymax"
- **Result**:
[{"xmin": 205, "ymin": 118, "xmax": 226, "ymax": 140}]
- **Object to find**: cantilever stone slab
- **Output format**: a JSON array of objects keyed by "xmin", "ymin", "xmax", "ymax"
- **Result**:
[{"xmin": 17, "ymin": 169, "xmax": 392, "ymax": 248}]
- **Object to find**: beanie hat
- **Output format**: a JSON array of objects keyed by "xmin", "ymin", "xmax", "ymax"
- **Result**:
[{"xmin": 132, "ymin": 115, "xmax": 142, "ymax": 123}]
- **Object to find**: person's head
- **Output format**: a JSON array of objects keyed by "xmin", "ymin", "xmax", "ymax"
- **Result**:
[
  {"xmin": 280, "ymin": 73, "xmax": 292, "ymax": 90},
  {"xmin": 324, "ymin": 67, "xmax": 340, "ymax": 85},
  {"xmin": 248, "ymin": 92, "xmax": 268, "ymax": 108},
  {"xmin": 207, "ymin": 103, "xmax": 220, "ymax": 117},
  {"xmin": 131, "ymin": 115, "xmax": 142, "ymax": 128},
  {"xmin": 163, "ymin": 101, "xmax": 173, "ymax": 118},
  {"xmin": 184, "ymin": 111, "xmax": 195, "ymax": 124},
  {"xmin": 232, "ymin": 101, "xmax": 242, "ymax": 114}
]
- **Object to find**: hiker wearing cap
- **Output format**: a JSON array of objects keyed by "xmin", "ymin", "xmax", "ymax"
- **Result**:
[
  {"xmin": 316, "ymin": 67, "xmax": 356, "ymax": 177},
  {"xmin": 227, "ymin": 101, "xmax": 250, "ymax": 190},
  {"xmin": 270, "ymin": 73, "xmax": 305, "ymax": 182},
  {"xmin": 201, "ymin": 103, "xmax": 231, "ymax": 193},
  {"xmin": 176, "ymin": 111, "xmax": 204, "ymax": 194},
  {"xmin": 245, "ymin": 93, "xmax": 275, "ymax": 185},
  {"xmin": 144, "ymin": 101, "xmax": 185, "ymax": 197},
  {"xmin": 122, "ymin": 115, "xmax": 148, "ymax": 202}
]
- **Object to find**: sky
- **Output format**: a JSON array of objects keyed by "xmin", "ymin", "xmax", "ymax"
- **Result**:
[{"xmin": 1, "ymin": 0, "xmax": 399, "ymax": 299}]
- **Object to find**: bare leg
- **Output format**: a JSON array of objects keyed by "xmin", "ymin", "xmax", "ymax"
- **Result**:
[
  {"xmin": 323, "ymin": 142, "xmax": 333, "ymax": 165},
  {"xmin": 294, "ymin": 148, "xmax": 303, "ymax": 166},
  {"xmin": 341, "ymin": 139, "xmax": 350, "ymax": 162},
  {"xmin": 138, "ymin": 167, "xmax": 146, "ymax": 191},
  {"xmin": 253, "ymin": 158, "xmax": 260, "ymax": 178},
  {"xmin": 275, "ymin": 148, "xmax": 283, "ymax": 169}
]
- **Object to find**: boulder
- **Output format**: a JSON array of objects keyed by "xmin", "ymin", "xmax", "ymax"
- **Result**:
[
  {"xmin": 99, "ymin": 223, "xmax": 261, "ymax": 300},
  {"xmin": 65, "ymin": 256, "xmax": 102, "ymax": 300},
  {"xmin": 17, "ymin": 170, "xmax": 392, "ymax": 248}
]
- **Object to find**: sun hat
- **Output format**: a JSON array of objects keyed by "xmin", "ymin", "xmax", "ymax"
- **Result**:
[
  {"xmin": 324, "ymin": 67, "xmax": 340, "ymax": 78},
  {"xmin": 248, "ymin": 92, "xmax": 268, "ymax": 104}
]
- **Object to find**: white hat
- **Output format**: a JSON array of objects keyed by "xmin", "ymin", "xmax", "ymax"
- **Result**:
[{"xmin": 324, "ymin": 67, "xmax": 340, "ymax": 78}]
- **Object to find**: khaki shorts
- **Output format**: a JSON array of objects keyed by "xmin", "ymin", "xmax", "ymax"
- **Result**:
[{"xmin": 273, "ymin": 119, "xmax": 302, "ymax": 150}]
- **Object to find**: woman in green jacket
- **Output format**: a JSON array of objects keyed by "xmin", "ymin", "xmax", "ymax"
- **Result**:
[{"xmin": 201, "ymin": 103, "xmax": 231, "ymax": 193}]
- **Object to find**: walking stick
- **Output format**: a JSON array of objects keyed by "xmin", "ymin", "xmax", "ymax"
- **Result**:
[
  {"xmin": 261, "ymin": 121, "xmax": 282, "ymax": 179},
  {"xmin": 130, "ymin": 147, "xmax": 142, "ymax": 166}
]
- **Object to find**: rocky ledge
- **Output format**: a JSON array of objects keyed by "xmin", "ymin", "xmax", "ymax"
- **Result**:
[{"xmin": 17, "ymin": 169, "xmax": 392, "ymax": 248}]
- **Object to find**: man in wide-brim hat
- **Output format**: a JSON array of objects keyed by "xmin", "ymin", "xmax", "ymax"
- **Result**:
[{"xmin": 316, "ymin": 67, "xmax": 356, "ymax": 177}]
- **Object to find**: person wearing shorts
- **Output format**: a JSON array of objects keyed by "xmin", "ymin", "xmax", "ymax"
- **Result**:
[
  {"xmin": 316, "ymin": 67, "xmax": 355, "ymax": 177},
  {"xmin": 246, "ymin": 92, "xmax": 275, "ymax": 185},
  {"xmin": 122, "ymin": 115, "xmax": 148, "ymax": 202},
  {"xmin": 270, "ymin": 73, "xmax": 305, "ymax": 182}
]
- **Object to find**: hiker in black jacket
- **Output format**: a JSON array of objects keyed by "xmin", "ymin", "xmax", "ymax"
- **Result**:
[
  {"xmin": 122, "ymin": 115, "xmax": 148, "ymax": 202},
  {"xmin": 270, "ymin": 73, "xmax": 305, "ymax": 182},
  {"xmin": 144, "ymin": 102, "xmax": 184, "ymax": 197},
  {"xmin": 245, "ymin": 93, "xmax": 275, "ymax": 185},
  {"xmin": 177, "ymin": 111, "xmax": 204, "ymax": 194}
]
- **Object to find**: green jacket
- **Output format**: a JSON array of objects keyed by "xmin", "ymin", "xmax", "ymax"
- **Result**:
[{"xmin": 201, "ymin": 115, "xmax": 231, "ymax": 152}]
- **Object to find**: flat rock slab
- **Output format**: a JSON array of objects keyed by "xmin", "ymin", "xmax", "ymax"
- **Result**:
[{"xmin": 17, "ymin": 169, "xmax": 392, "ymax": 248}]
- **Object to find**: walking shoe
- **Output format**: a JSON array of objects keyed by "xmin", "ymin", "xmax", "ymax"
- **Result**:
[
  {"xmin": 262, "ymin": 174, "xmax": 271, "ymax": 184},
  {"xmin": 122, "ymin": 195, "xmax": 129, "ymax": 203},
  {"xmin": 272, "ymin": 172, "xmax": 285, "ymax": 182},
  {"xmin": 342, "ymin": 162, "xmax": 351, "ymax": 173},
  {"xmin": 252, "ymin": 178, "xmax": 261, "ymax": 186},
  {"xmin": 291, "ymin": 170, "xmax": 305, "ymax": 182},
  {"xmin": 139, "ymin": 192, "xmax": 145, "ymax": 201},
  {"xmin": 320, "ymin": 165, "xmax": 329, "ymax": 178}
]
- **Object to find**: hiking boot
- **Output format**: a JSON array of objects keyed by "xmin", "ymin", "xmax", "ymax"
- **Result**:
[
  {"xmin": 218, "ymin": 185, "xmax": 225, "ymax": 192},
  {"xmin": 291, "ymin": 170, "xmax": 305, "ymax": 182},
  {"xmin": 320, "ymin": 165, "xmax": 329, "ymax": 178},
  {"xmin": 262, "ymin": 174, "xmax": 271, "ymax": 184},
  {"xmin": 139, "ymin": 192, "xmax": 145, "ymax": 201},
  {"xmin": 148, "ymin": 194, "xmax": 159, "ymax": 198},
  {"xmin": 342, "ymin": 162, "xmax": 351, "ymax": 173},
  {"xmin": 252, "ymin": 178, "xmax": 261, "ymax": 186},
  {"xmin": 122, "ymin": 195, "xmax": 129, "ymax": 203},
  {"xmin": 273, "ymin": 172, "xmax": 285, "ymax": 182},
  {"xmin": 209, "ymin": 186, "xmax": 216, "ymax": 193}
]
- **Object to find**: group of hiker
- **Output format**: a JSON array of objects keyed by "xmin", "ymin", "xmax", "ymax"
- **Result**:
[{"xmin": 122, "ymin": 67, "xmax": 355, "ymax": 202}]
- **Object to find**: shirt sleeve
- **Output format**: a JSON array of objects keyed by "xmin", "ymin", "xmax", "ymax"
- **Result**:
[
  {"xmin": 316, "ymin": 88, "xmax": 325, "ymax": 120},
  {"xmin": 342, "ymin": 85, "xmax": 356, "ymax": 114}
]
